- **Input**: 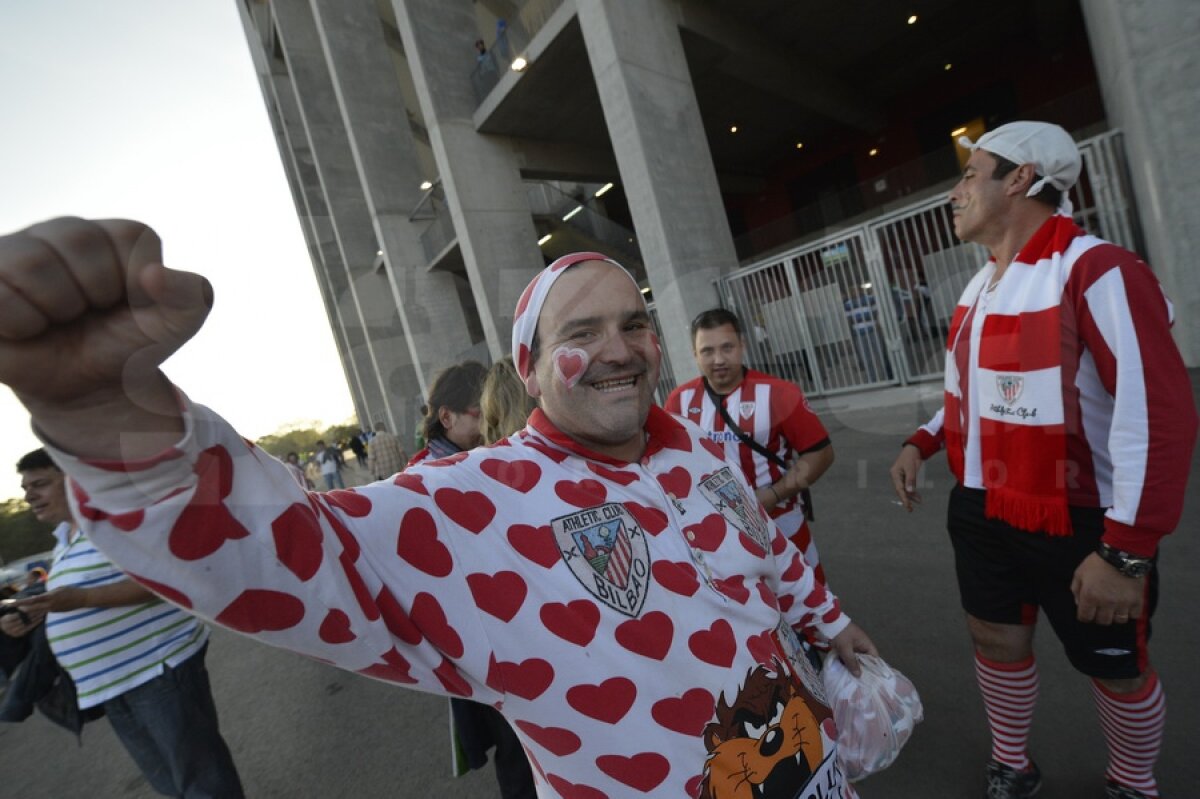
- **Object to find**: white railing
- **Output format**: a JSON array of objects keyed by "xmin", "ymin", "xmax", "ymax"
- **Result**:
[{"xmin": 715, "ymin": 129, "xmax": 1140, "ymax": 395}]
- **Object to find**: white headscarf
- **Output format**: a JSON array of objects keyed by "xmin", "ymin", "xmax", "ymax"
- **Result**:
[
  {"xmin": 958, "ymin": 121, "xmax": 1081, "ymax": 215},
  {"xmin": 510, "ymin": 251, "xmax": 641, "ymax": 379}
]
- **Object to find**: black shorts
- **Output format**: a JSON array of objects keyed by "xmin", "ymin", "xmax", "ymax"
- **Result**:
[{"xmin": 947, "ymin": 485, "xmax": 1156, "ymax": 679}]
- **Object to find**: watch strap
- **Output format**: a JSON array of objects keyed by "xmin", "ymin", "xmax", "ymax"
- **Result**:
[{"xmin": 1096, "ymin": 543, "xmax": 1153, "ymax": 577}]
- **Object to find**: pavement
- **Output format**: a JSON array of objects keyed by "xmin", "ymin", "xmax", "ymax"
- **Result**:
[{"xmin": 2, "ymin": 376, "xmax": 1197, "ymax": 797}]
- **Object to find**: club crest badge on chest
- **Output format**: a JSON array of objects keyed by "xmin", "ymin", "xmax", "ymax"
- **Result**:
[{"xmin": 552, "ymin": 502, "xmax": 650, "ymax": 617}]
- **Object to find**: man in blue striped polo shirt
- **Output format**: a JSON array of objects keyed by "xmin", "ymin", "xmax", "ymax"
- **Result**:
[{"xmin": 3, "ymin": 449, "xmax": 243, "ymax": 798}]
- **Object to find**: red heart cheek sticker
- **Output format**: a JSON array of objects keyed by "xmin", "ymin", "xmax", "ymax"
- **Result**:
[{"xmin": 552, "ymin": 346, "xmax": 589, "ymax": 389}]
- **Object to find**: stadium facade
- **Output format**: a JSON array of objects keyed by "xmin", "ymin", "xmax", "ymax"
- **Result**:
[{"xmin": 237, "ymin": 0, "xmax": 1198, "ymax": 442}]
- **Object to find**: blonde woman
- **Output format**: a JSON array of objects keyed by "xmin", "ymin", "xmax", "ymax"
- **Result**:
[
  {"xmin": 480, "ymin": 356, "xmax": 537, "ymax": 444},
  {"xmin": 427, "ymin": 358, "xmax": 536, "ymax": 797}
]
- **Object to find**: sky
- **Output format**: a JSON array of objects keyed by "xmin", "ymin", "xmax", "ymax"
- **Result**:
[{"xmin": 0, "ymin": 2, "xmax": 356, "ymax": 499}]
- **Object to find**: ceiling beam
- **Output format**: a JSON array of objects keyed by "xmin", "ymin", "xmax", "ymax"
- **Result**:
[{"xmin": 675, "ymin": 0, "xmax": 886, "ymax": 133}]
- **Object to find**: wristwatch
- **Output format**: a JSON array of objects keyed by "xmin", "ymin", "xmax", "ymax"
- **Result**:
[{"xmin": 1096, "ymin": 543, "xmax": 1154, "ymax": 578}]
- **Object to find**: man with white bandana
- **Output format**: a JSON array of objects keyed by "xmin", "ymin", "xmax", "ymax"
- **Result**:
[
  {"xmin": 889, "ymin": 121, "xmax": 1196, "ymax": 799},
  {"xmin": 0, "ymin": 227, "xmax": 877, "ymax": 798}
]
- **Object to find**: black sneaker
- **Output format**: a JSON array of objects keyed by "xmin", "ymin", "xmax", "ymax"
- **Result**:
[
  {"xmin": 985, "ymin": 760, "xmax": 1042, "ymax": 799},
  {"xmin": 1104, "ymin": 780, "xmax": 1153, "ymax": 799}
]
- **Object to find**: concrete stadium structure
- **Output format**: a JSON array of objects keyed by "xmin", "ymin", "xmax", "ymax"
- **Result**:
[{"xmin": 236, "ymin": 0, "xmax": 1199, "ymax": 443}]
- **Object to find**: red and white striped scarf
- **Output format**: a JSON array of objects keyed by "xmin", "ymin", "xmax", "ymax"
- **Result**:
[{"xmin": 944, "ymin": 214, "xmax": 1084, "ymax": 535}]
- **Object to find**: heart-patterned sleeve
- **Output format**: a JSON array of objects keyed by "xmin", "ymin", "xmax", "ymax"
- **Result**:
[
  {"xmin": 42, "ymin": 397, "xmax": 500, "ymax": 704},
  {"xmin": 741, "ymin": 477, "xmax": 849, "ymax": 642},
  {"xmin": 771, "ymin": 523, "xmax": 849, "ymax": 639},
  {"xmin": 692, "ymin": 422, "xmax": 849, "ymax": 640}
]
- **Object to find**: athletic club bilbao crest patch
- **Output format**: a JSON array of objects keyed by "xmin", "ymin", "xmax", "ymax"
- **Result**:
[
  {"xmin": 996, "ymin": 374, "xmax": 1024, "ymax": 405},
  {"xmin": 699, "ymin": 467, "xmax": 771, "ymax": 552},
  {"xmin": 552, "ymin": 503, "xmax": 650, "ymax": 617},
  {"xmin": 739, "ymin": 401, "xmax": 756, "ymax": 419}
]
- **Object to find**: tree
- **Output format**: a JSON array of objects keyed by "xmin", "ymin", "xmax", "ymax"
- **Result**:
[
  {"xmin": 324, "ymin": 422, "xmax": 362, "ymax": 447},
  {"xmin": 257, "ymin": 421, "xmax": 324, "ymax": 460},
  {"xmin": 256, "ymin": 417, "xmax": 361, "ymax": 459},
  {"xmin": 0, "ymin": 497, "xmax": 56, "ymax": 564}
]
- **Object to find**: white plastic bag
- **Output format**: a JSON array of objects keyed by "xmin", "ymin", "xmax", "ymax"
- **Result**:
[{"xmin": 821, "ymin": 653, "xmax": 923, "ymax": 782}]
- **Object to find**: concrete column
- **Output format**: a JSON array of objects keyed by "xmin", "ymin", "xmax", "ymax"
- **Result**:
[
  {"xmin": 389, "ymin": 0, "xmax": 543, "ymax": 359},
  {"xmin": 578, "ymin": 0, "xmax": 739, "ymax": 382},
  {"xmin": 273, "ymin": 0, "xmax": 423, "ymax": 433},
  {"xmin": 270, "ymin": 76, "xmax": 387, "ymax": 431},
  {"xmin": 1082, "ymin": 0, "xmax": 1200, "ymax": 366},
  {"xmin": 260, "ymin": 93, "xmax": 372, "ymax": 427},
  {"xmin": 308, "ymin": 0, "xmax": 476, "ymax": 392},
  {"xmin": 236, "ymin": 5, "xmax": 380, "ymax": 428},
  {"xmin": 298, "ymin": 227, "xmax": 374, "ymax": 429}
]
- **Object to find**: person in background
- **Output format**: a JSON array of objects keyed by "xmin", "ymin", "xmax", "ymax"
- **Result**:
[
  {"xmin": 889, "ymin": 121, "xmax": 1197, "ymax": 799},
  {"xmin": 4, "ymin": 449, "xmax": 243, "ymax": 797},
  {"xmin": 406, "ymin": 362, "xmax": 487, "ymax": 466},
  {"xmin": 314, "ymin": 439, "xmax": 344, "ymax": 490},
  {"xmin": 480, "ymin": 356, "xmax": 536, "ymax": 446},
  {"xmin": 283, "ymin": 451, "xmax": 311, "ymax": 489},
  {"xmin": 347, "ymin": 433, "xmax": 367, "ymax": 467},
  {"xmin": 444, "ymin": 355, "xmax": 537, "ymax": 797},
  {"xmin": 843, "ymin": 287, "xmax": 892, "ymax": 383},
  {"xmin": 366, "ymin": 422, "xmax": 407, "ymax": 481},
  {"xmin": 493, "ymin": 18, "xmax": 509, "ymax": 60},
  {"xmin": 303, "ymin": 455, "xmax": 322, "ymax": 490},
  {"xmin": 665, "ymin": 308, "xmax": 835, "ymax": 584}
]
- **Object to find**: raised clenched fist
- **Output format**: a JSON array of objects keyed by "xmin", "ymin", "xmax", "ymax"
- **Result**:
[{"xmin": 0, "ymin": 217, "xmax": 212, "ymax": 458}]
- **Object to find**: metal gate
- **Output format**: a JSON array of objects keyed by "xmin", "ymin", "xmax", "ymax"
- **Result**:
[
  {"xmin": 647, "ymin": 302, "xmax": 677, "ymax": 404},
  {"xmin": 717, "ymin": 129, "xmax": 1141, "ymax": 396}
]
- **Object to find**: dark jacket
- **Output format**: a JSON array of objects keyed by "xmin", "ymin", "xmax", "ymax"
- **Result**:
[{"xmin": 0, "ymin": 621, "xmax": 104, "ymax": 738}]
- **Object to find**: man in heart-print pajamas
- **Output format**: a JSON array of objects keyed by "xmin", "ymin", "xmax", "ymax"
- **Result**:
[{"xmin": 0, "ymin": 220, "xmax": 878, "ymax": 798}]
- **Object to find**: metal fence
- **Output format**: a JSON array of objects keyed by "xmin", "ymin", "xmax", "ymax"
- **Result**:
[
  {"xmin": 647, "ymin": 302, "xmax": 677, "ymax": 404},
  {"xmin": 715, "ymin": 129, "xmax": 1140, "ymax": 397}
]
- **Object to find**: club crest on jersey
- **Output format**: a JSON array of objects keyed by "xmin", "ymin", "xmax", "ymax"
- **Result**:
[
  {"xmin": 699, "ymin": 467, "xmax": 771, "ymax": 551},
  {"xmin": 552, "ymin": 503, "xmax": 650, "ymax": 617},
  {"xmin": 739, "ymin": 401, "xmax": 756, "ymax": 419},
  {"xmin": 996, "ymin": 374, "xmax": 1024, "ymax": 405}
]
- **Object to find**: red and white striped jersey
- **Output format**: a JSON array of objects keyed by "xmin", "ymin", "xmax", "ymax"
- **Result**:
[
  {"xmin": 665, "ymin": 370, "xmax": 829, "ymax": 553},
  {"xmin": 906, "ymin": 235, "xmax": 1197, "ymax": 556}
]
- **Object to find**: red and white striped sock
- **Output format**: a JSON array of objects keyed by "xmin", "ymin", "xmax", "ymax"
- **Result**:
[
  {"xmin": 1091, "ymin": 671, "xmax": 1164, "ymax": 797},
  {"xmin": 974, "ymin": 652, "xmax": 1038, "ymax": 771}
]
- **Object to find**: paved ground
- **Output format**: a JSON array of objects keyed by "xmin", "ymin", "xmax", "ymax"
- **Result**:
[{"xmin": 2, "ymin": 377, "xmax": 1197, "ymax": 797}]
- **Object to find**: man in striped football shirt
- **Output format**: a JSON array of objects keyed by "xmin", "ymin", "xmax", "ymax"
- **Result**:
[
  {"xmin": 665, "ymin": 308, "xmax": 835, "ymax": 583},
  {"xmin": 889, "ymin": 121, "xmax": 1196, "ymax": 799}
]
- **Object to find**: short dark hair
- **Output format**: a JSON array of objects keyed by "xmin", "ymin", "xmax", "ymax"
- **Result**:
[
  {"xmin": 16, "ymin": 448, "xmax": 58, "ymax": 473},
  {"xmin": 423, "ymin": 360, "xmax": 488, "ymax": 442},
  {"xmin": 690, "ymin": 308, "xmax": 742, "ymax": 342},
  {"xmin": 990, "ymin": 155, "xmax": 1063, "ymax": 209}
]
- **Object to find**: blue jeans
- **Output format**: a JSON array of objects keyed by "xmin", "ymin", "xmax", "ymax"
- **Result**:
[
  {"xmin": 322, "ymin": 471, "xmax": 344, "ymax": 490},
  {"xmin": 103, "ymin": 644, "xmax": 244, "ymax": 798}
]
